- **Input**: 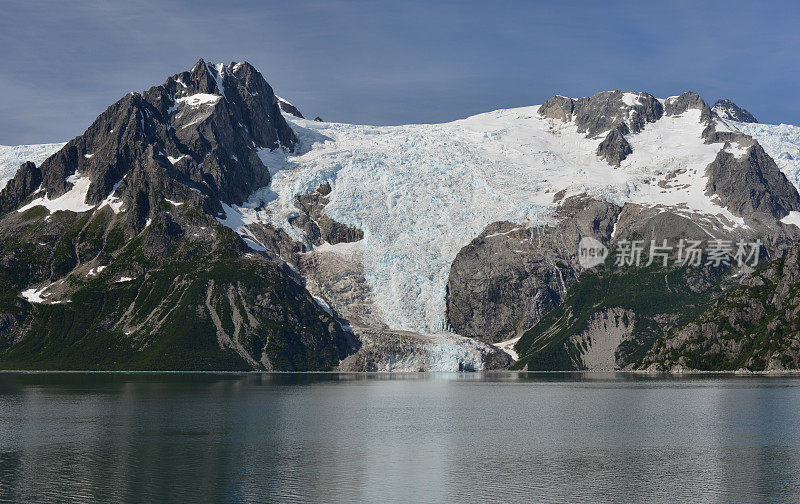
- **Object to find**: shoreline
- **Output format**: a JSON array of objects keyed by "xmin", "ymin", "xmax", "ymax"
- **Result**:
[{"xmin": 2, "ymin": 369, "xmax": 800, "ymax": 376}]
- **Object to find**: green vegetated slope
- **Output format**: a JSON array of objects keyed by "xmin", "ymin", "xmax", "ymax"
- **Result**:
[
  {"xmin": 641, "ymin": 241, "xmax": 800, "ymax": 372},
  {"xmin": 0, "ymin": 202, "xmax": 352, "ymax": 371},
  {"xmin": 512, "ymin": 255, "xmax": 730, "ymax": 371}
]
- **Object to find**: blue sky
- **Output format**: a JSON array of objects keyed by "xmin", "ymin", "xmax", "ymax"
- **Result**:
[{"xmin": 1, "ymin": 0, "xmax": 799, "ymax": 144}]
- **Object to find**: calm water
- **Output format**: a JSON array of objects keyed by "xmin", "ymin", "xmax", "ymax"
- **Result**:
[{"xmin": 1, "ymin": 372, "xmax": 800, "ymax": 503}]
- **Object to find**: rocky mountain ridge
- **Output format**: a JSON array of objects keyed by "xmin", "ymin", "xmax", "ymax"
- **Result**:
[
  {"xmin": 0, "ymin": 60, "xmax": 355, "ymax": 371},
  {"xmin": 2, "ymin": 68, "xmax": 800, "ymax": 372}
]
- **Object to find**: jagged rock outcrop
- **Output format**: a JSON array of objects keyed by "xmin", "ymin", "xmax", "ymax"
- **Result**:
[
  {"xmin": 277, "ymin": 97, "xmax": 304, "ymax": 118},
  {"xmin": 290, "ymin": 183, "xmax": 364, "ymax": 246},
  {"xmin": 0, "ymin": 162, "xmax": 41, "ymax": 214},
  {"xmin": 539, "ymin": 90, "xmax": 663, "ymax": 137},
  {"xmin": 0, "ymin": 61, "xmax": 356, "ymax": 371},
  {"xmin": 446, "ymin": 196, "xmax": 621, "ymax": 343},
  {"xmin": 706, "ymin": 143, "xmax": 800, "ymax": 219},
  {"xmin": 642, "ymin": 241, "xmax": 800, "ymax": 372},
  {"xmin": 713, "ymin": 99, "xmax": 758, "ymax": 123},
  {"xmin": 664, "ymin": 91, "xmax": 713, "ymax": 123},
  {"xmin": 0, "ymin": 59, "xmax": 296, "ymax": 216},
  {"xmin": 596, "ymin": 124, "xmax": 633, "ymax": 167},
  {"xmin": 539, "ymin": 90, "xmax": 662, "ymax": 166}
]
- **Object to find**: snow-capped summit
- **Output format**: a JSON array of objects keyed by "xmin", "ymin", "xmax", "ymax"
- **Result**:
[
  {"xmin": 712, "ymin": 98, "xmax": 758, "ymax": 123},
  {"xmin": 3, "ymin": 72, "xmax": 800, "ymax": 371}
]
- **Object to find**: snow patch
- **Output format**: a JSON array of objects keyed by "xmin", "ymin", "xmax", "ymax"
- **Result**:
[
  {"xmin": 621, "ymin": 92, "xmax": 641, "ymax": 107},
  {"xmin": 781, "ymin": 211, "xmax": 800, "ymax": 228},
  {"xmin": 494, "ymin": 336, "xmax": 521, "ymax": 360},
  {"xmin": 216, "ymin": 202, "xmax": 268, "ymax": 252},
  {"xmin": 21, "ymin": 286, "xmax": 48, "ymax": 303},
  {"xmin": 98, "ymin": 178, "xmax": 125, "ymax": 214},
  {"xmin": 87, "ymin": 265, "xmax": 107, "ymax": 277},
  {"xmin": 175, "ymin": 93, "xmax": 221, "ymax": 107},
  {"xmin": 17, "ymin": 172, "xmax": 95, "ymax": 214}
]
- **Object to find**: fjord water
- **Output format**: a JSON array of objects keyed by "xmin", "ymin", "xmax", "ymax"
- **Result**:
[{"xmin": 1, "ymin": 373, "xmax": 799, "ymax": 503}]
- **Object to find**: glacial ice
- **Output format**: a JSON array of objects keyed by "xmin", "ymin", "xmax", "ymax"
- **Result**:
[
  {"xmin": 249, "ymin": 106, "xmax": 759, "ymax": 335},
  {"xmin": 0, "ymin": 143, "xmax": 65, "ymax": 190},
  {"xmin": 4, "ymin": 101, "xmax": 800, "ymax": 347}
]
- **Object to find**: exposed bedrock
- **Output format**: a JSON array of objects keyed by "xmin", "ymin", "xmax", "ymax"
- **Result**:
[
  {"xmin": 706, "ymin": 143, "xmax": 800, "ymax": 220},
  {"xmin": 538, "ymin": 90, "xmax": 663, "ymax": 138},
  {"xmin": 712, "ymin": 99, "xmax": 758, "ymax": 123},
  {"xmin": 596, "ymin": 124, "xmax": 633, "ymax": 167},
  {"xmin": 445, "ymin": 195, "xmax": 621, "ymax": 343},
  {"xmin": 664, "ymin": 91, "xmax": 713, "ymax": 123},
  {"xmin": 290, "ymin": 183, "xmax": 364, "ymax": 246},
  {"xmin": 539, "ymin": 90, "xmax": 663, "ymax": 166}
]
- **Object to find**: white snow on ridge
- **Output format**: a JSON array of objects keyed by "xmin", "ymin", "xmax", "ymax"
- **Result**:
[{"xmin": 0, "ymin": 143, "xmax": 64, "ymax": 190}]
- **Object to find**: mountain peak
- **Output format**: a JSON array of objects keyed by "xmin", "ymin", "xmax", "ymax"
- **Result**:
[{"xmin": 712, "ymin": 99, "xmax": 757, "ymax": 123}]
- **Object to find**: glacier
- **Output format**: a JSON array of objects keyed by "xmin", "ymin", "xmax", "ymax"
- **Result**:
[
  {"xmin": 734, "ymin": 122, "xmax": 800, "ymax": 190},
  {"xmin": 0, "ymin": 143, "xmax": 66, "ymax": 190},
  {"xmin": 4, "ymin": 102, "xmax": 800, "ymax": 344},
  {"xmin": 246, "ymin": 106, "xmax": 768, "ymax": 335}
]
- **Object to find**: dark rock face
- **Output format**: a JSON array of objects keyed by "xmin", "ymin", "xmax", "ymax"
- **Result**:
[
  {"xmin": 706, "ymin": 143, "xmax": 800, "ymax": 219},
  {"xmin": 702, "ymin": 125, "xmax": 754, "ymax": 145},
  {"xmin": 539, "ymin": 90, "xmax": 663, "ymax": 138},
  {"xmin": 539, "ymin": 90, "xmax": 662, "ymax": 166},
  {"xmin": 446, "ymin": 196, "xmax": 621, "ymax": 343},
  {"xmin": 0, "ymin": 59, "xmax": 296, "ymax": 214},
  {"xmin": 663, "ymin": 91, "xmax": 713, "ymax": 123},
  {"xmin": 0, "ymin": 60, "xmax": 359, "ymax": 371},
  {"xmin": 712, "ymin": 99, "xmax": 758, "ymax": 123},
  {"xmin": 0, "ymin": 162, "xmax": 42, "ymax": 214},
  {"xmin": 313, "ymin": 117, "xmax": 324, "ymax": 122},
  {"xmin": 596, "ymin": 124, "xmax": 633, "ymax": 167},
  {"xmin": 277, "ymin": 97, "xmax": 304, "ymax": 118},
  {"xmin": 642, "ymin": 241, "xmax": 800, "ymax": 372},
  {"xmin": 290, "ymin": 183, "xmax": 364, "ymax": 246}
]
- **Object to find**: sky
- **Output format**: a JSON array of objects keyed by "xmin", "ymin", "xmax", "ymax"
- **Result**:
[{"xmin": 1, "ymin": 0, "xmax": 799, "ymax": 145}]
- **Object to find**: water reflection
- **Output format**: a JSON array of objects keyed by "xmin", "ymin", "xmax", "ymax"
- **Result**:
[{"xmin": 1, "ymin": 372, "xmax": 800, "ymax": 503}]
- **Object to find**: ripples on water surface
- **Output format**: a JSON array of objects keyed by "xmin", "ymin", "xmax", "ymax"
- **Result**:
[{"xmin": 1, "ymin": 372, "xmax": 800, "ymax": 503}]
